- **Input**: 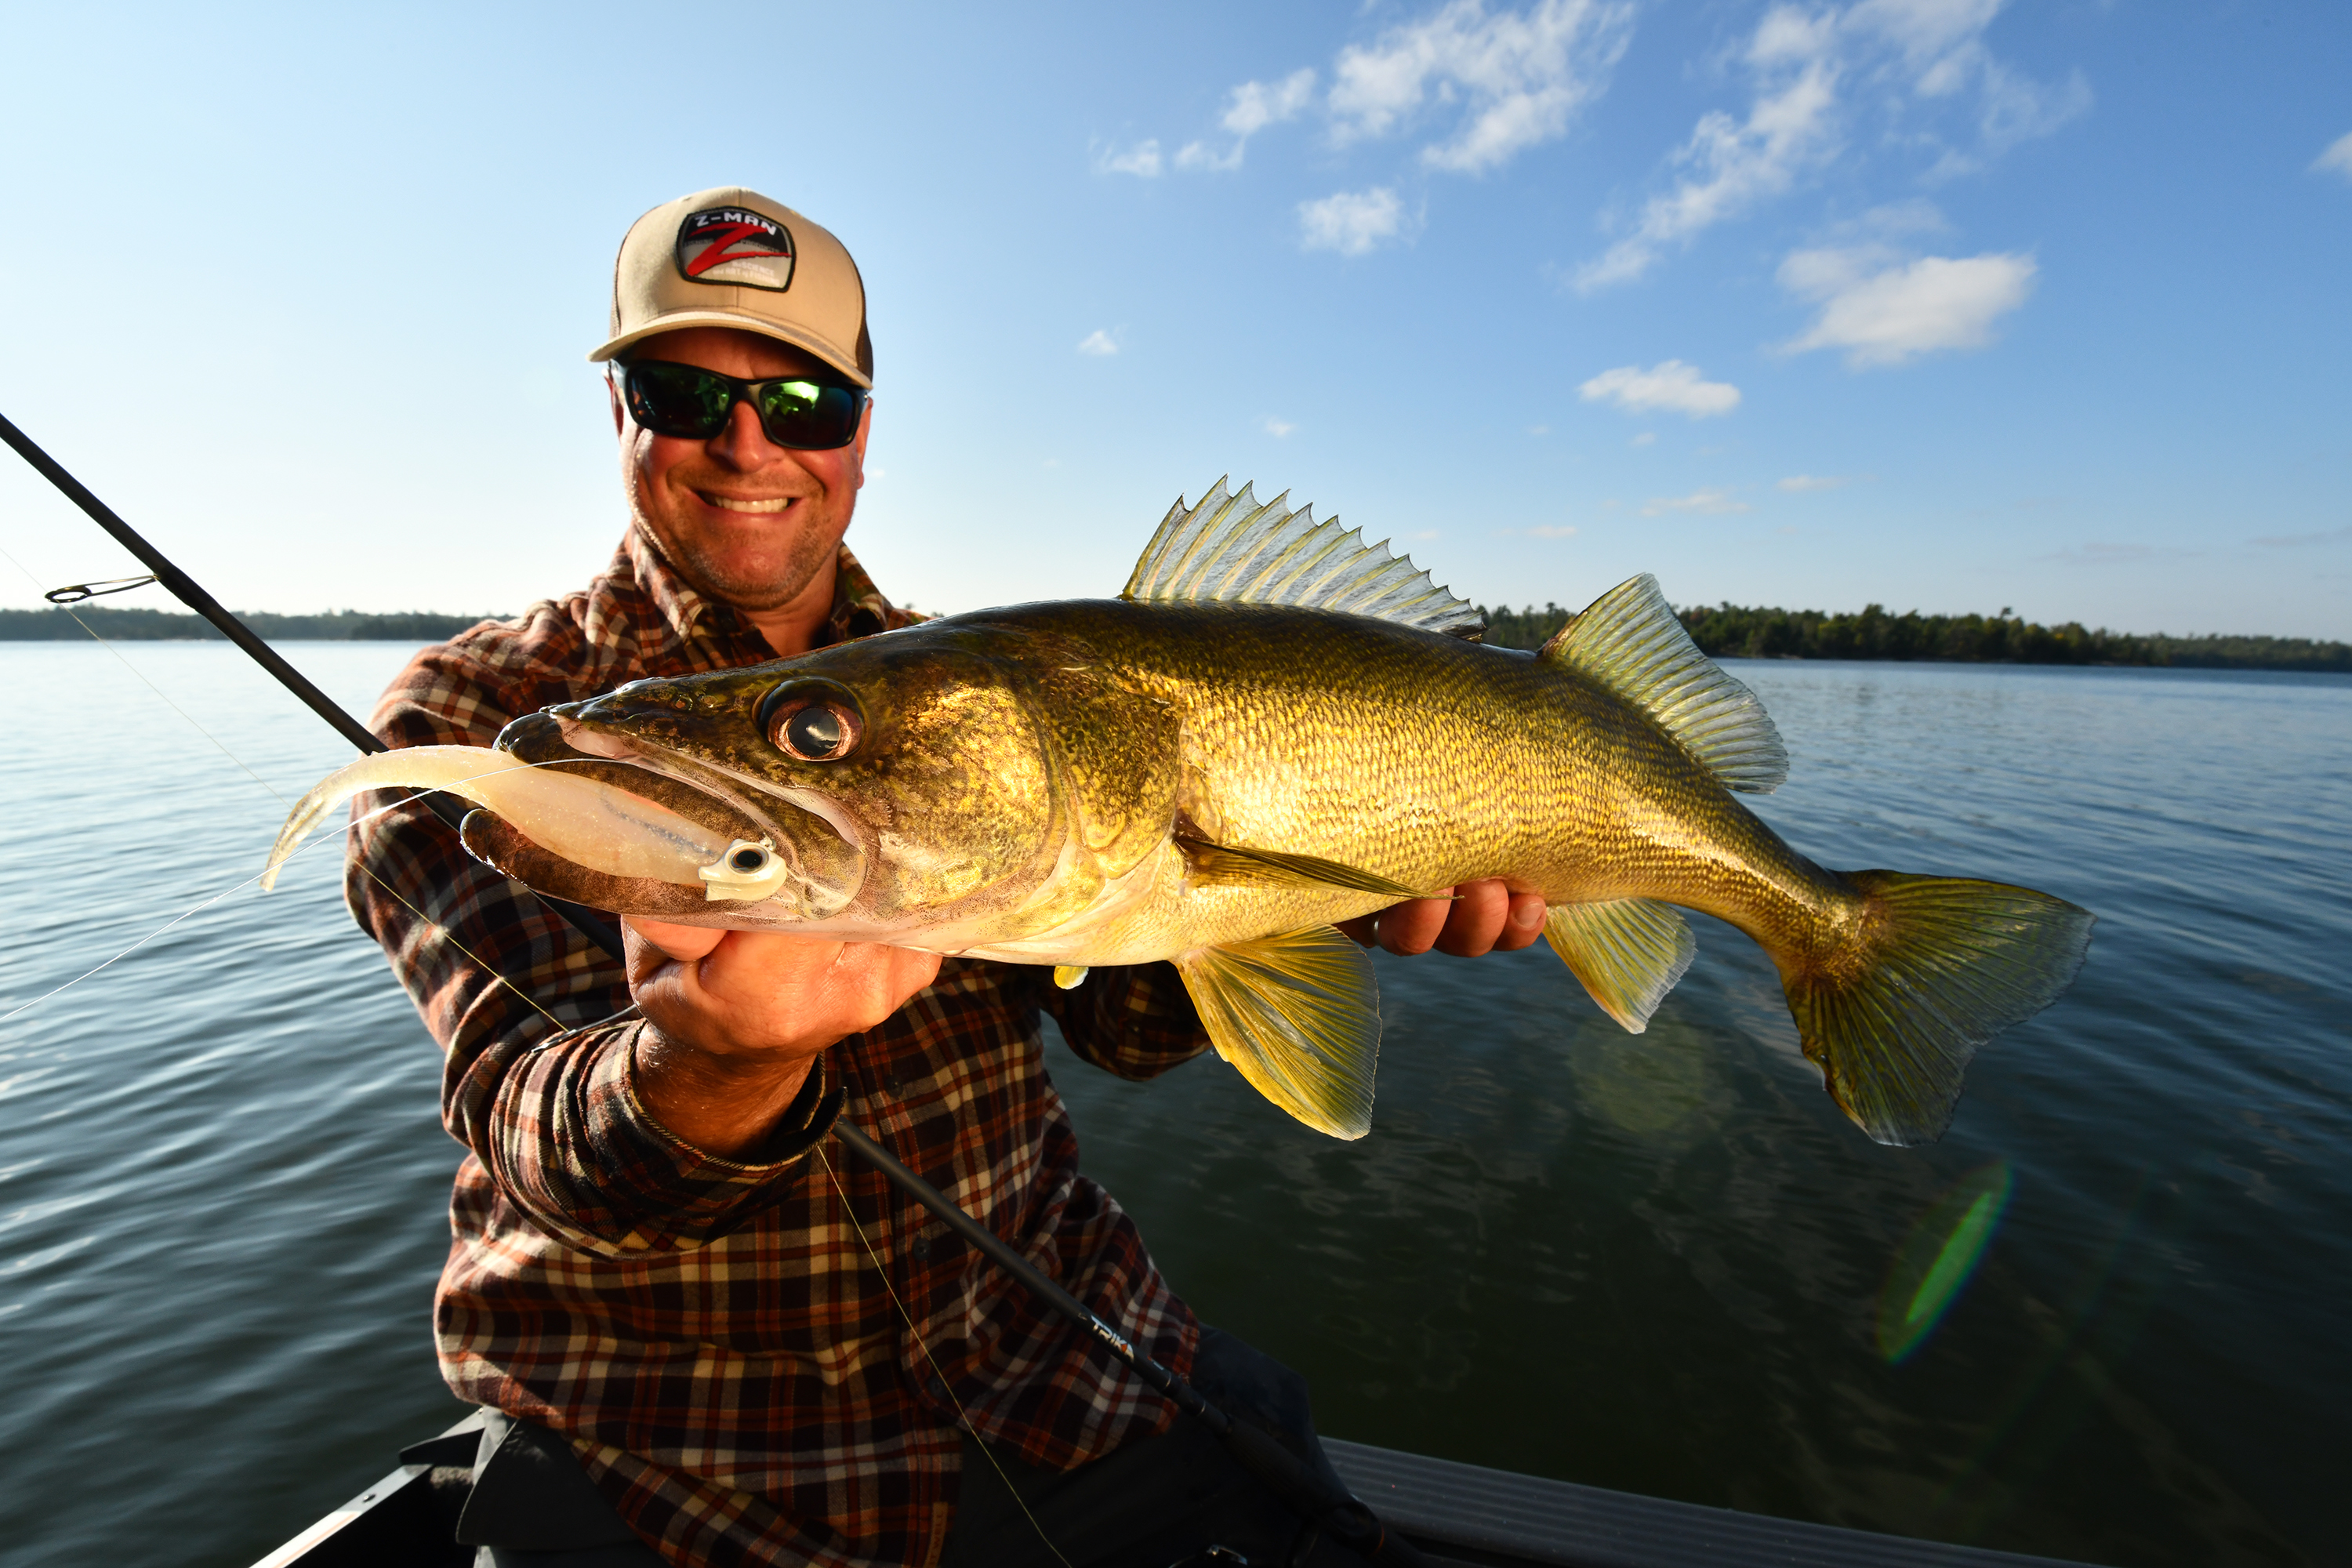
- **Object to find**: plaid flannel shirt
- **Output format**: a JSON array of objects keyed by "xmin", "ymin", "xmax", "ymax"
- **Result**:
[{"xmin": 346, "ymin": 525, "xmax": 1213, "ymax": 1568}]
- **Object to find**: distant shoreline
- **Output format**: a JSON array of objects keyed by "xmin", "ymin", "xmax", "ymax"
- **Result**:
[
  {"xmin": 8, "ymin": 601, "xmax": 2349, "ymax": 674},
  {"xmin": 1482, "ymin": 602, "xmax": 2352, "ymax": 674},
  {"xmin": 0, "ymin": 606, "xmax": 504, "ymax": 643}
]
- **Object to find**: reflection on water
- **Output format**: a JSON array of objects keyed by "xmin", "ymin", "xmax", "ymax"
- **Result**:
[{"xmin": 3, "ymin": 649, "xmax": 2348, "ymax": 1566}]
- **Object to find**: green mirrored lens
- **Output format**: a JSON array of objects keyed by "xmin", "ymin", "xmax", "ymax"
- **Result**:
[
  {"xmin": 628, "ymin": 363, "xmax": 731, "ymax": 437},
  {"xmin": 754, "ymin": 380, "xmax": 860, "ymax": 448},
  {"xmin": 626, "ymin": 363, "xmax": 862, "ymax": 448}
]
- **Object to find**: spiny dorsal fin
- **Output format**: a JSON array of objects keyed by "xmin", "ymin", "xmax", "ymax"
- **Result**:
[
  {"xmin": 1123, "ymin": 477, "xmax": 1486, "ymax": 640},
  {"xmin": 1542, "ymin": 575, "xmax": 1788, "ymax": 793}
]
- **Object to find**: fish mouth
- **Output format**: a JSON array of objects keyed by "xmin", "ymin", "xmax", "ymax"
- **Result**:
[{"xmin": 488, "ymin": 710, "xmax": 867, "ymax": 920}]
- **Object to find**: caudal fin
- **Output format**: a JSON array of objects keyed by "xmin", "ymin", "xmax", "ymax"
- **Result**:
[{"xmin": 1786, "ymin": 872, "xmax": 2093, "ymax": 1146}]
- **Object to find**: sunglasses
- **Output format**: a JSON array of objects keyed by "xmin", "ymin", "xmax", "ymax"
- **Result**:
[{"xmin": 619, "ymin": 359, "xmax": 869, "ymax": 451}]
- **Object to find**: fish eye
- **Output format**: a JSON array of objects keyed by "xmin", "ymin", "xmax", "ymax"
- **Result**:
[
  {"xmin": 757, "ymin": 679, "xmax": 864, "ymax": 762},
  {"xmin": 728, "ymin": 844, "xmax": 768, "ymax": 873}
]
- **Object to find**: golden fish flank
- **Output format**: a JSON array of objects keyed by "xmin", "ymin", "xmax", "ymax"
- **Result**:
[{"xmin": 267, "ymin": 479, "xmax": 2095, "ymax": 1149}]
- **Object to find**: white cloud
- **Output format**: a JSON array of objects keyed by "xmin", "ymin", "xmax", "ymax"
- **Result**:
[
  {"xmin": 2252, "ymin": 524, "xmax": 2352, "ymax": 548},
  {"xmin": 1629, "ymin": 430, "xmax": 1656, "ymax": 446},
  {"xmin": 1523, "ymin": 524, "xmax": 1580, "ymax": 537},
  {"xmin": 1578, "ymin": 360, "xmax": 1742, "ymax": 417},
  {"xmin": 1076, "ymin": 329, "xmax": 1120, "ymax": 357},
  {"xmin": 2316, "ymin": 131, "xmax": 2352, "ymax": 182},
  {"xmin": 1299, "ymin": 187, "xmax": 1405, "ymax": 256},
  {"xmin": 1329, "ymin": 0, "xmax": 1634, "ymax": 174},
  {"xmin": 1178, "ymin": 69, "xmax": 1318, "ymax": 170},
  {"xmin": 1264, "ymin": 416, "xmax": 1297, "ymax": 437},
  {"xmin": 2037, "ymin": 542, "xmax": 2195, "ymax": 567},
  {"xmin": 1577, "ymin": 0, "xmax": 2086, "ymax": 289},
  {"xmin": 1577, "ymin": 60, "xmax": 1839, "ymax": 289},
  {"xmin": 1642, "ymin": 488, "xmax": 1750, "ymax": 516},
  {"xmin": 1777, "ymin": 474, "xmax": 1848, "ymax": 492},
  {"xmin": 1970, "ymin": 61, "xmax": 2092, "ymax": 158},
  {"xmin": 1780, "ymin": 246, "xmax": 2034, "ymax": 365},
  {"xmin": 1095, "ymin": 140, "xmax": 1162, "ymax": 177}
]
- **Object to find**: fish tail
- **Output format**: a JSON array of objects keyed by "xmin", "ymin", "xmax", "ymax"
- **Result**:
[{"xmin": 1782, "ymin": 871, "xmax": 2093, "ymax": 1146}]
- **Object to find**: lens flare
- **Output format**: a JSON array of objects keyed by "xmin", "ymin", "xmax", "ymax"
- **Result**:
[{"xmin": 1877, "ymin": 1160, "xmax": 2014, "ymax": 1363}]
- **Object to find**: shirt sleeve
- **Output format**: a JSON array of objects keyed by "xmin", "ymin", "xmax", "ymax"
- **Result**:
[
  {"xmin": 1036, "ymin": 961, "xmax": 1212, "ymax": 1081},
  {"xmin": 345, "ymin": 636, "xmax": 826, "ymax": 1257}
]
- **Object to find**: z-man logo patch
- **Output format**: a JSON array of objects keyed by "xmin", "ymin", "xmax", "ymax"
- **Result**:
[{"xmin": 675, "ymin": 208, "xmax": 796, "ymax": 291}]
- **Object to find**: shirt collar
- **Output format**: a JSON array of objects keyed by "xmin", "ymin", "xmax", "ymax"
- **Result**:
[{"xmin": 617, "ymin": 522, "xmax": 905, "ymax": 662}]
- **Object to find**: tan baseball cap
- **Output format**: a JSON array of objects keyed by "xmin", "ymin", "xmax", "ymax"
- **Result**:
[{"xmin": 590, "ymin": 187, "xmax": 873, "ymax": 387}]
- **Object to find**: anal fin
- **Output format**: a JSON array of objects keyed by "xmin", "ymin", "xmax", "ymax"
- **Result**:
[
  {"xmin": 1174, "ymin": 927, "xmax": 1381, "ymax": 1139},
  {"xmin": 1544, "ymin": 898, "xmax": 1697, "ymax": 1033}
]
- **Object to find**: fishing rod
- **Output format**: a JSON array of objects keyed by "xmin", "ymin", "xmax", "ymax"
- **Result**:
[
  {"xmin": 0, "ymin": 410, "xmax": 626, "ymax": 958},
  {"xmin": 2, "ymin": 410, "xmax": 1431, "ymax": 1566}
]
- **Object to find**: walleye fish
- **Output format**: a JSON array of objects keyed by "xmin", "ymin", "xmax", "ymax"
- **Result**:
[{"xmin": 268, "ymin": 481, "xmax": 2093, "ymax": 1145}]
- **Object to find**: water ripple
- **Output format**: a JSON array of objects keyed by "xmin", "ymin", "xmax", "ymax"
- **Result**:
[{"xmin": 2, "ymin": 648, "xmax": 2345, "ymax": 1565}]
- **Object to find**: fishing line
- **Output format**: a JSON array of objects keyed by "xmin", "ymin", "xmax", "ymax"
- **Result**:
[
  {"xmin": 0, "ymin": 539, "xmax": 292, "ymax": 805},
  {"xmin": 817, "ymin": 1142, "xmax": 1075, "ymax": 1568},
  {"xmin": 0, "ymin": 773, "xmax": 590, "ymax": 1031},
  {"xmin": 0, "ymin": 827, "xmax": 346, "ymax": 1027},
  {"xmin": 2, "ymin": 408, "xmax": 1430, "ymax": 1567},
  {"xmin": 3, "ymin": 534, "xmax": 575, "ymax": 1031}
]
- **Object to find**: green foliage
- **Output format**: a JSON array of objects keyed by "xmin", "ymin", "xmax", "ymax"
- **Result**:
[
  {"xmin": 1474, "ymin": 601, "xmax": 2351, "ymax": 673},
  {"xmin": 0, "ymin": 606, "xmax": 503, "ymax": 641},
  {"xmin": 1480, "ymin": 602, "xmax": 1575, "ymax": 651}
]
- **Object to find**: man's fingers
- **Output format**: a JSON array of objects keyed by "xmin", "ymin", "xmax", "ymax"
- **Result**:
[
  {"xmin": 1374, "ymin": 895, "xmax": 1452, "ymax": 956},
  {"xmin": 1496, "ymin": 890, "xmax": 1549, "ymax": 952},
  {"xmin": 1352, "ymin": 881, "xmax": 1549, "ymax": 958},
  {"xmin": 1432, "ymin": 880, "xmax": 1509, "ymax": 956}
]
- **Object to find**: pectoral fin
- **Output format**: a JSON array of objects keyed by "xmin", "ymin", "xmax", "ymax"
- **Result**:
[
  {"xmin": 1175, "ymin": 927, "xmax": 1381, "ymax": 1140},
  {"xmin": 1177, "ymin": 832, "xmax": 1425, "ymax": 899},
  {"xmin": 1544, "ymin": 898, "xmax": 1697, "ymax": 1033}
]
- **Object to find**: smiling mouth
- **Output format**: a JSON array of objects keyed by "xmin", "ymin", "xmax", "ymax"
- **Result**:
[{"xmin": 696, "ymin": 491, "xmax": 795, "ymax": 514}]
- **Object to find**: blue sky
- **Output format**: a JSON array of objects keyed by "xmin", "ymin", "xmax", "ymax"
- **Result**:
[{"xmin": 0, "ymin": 2, "xmax": 2346, "ymax": 637}]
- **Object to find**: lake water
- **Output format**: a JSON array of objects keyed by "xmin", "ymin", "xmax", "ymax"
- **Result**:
[{"xmin": 2, "ymin": 643, "xmax": 2346, "ymax": 1567}]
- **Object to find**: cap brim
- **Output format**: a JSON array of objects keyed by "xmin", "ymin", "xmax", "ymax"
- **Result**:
[{"xmin": 588, "ymin": 310, "xmax": 872, "ymax": 388}]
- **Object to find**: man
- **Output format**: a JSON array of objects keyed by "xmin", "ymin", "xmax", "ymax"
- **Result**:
[{"xmin": 350, "ymin": 187, "xmax": 1547, "ymax": 1568}]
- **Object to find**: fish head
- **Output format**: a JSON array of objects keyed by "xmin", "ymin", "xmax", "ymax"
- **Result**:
[{"xmin": 531, "ymin": 622, "xmax": 1070, "ymax": 935}]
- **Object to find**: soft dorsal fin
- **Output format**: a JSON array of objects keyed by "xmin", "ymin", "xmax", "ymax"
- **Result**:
[
  {"xmin": 1543, "ymin": 575, "xmax": 1788, "ymax": 793},
  {"xmin": 1122, "ymin": 477, "xmax": 1486, "ymax": 640}
]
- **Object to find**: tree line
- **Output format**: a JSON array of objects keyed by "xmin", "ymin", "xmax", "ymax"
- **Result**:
[
  {"xmin": 1476, "ymin": 601, "xmax": 2352, "ymax": 673},
  {"xmin": 9, "ymin": 599, "xmax": 2347, "ymax": 673}
]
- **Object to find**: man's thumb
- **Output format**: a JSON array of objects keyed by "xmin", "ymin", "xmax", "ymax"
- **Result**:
[{"xmin": 624, "ymin": 916, "xmax": 727, "ymax": 964}]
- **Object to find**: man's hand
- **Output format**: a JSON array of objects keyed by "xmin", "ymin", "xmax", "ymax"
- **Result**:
[
  {"xmin": 624, "ymin": 917, "xmax": 941, "ymax": 1159},
  {"xmin": 1338, "ymin": 879, "xmax": 1548, "ymax": 957}
]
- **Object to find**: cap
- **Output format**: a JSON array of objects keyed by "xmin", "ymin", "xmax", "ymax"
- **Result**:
[{"xmin": 590, "ymin": 187, "xmax": 873, "ymax": 387}]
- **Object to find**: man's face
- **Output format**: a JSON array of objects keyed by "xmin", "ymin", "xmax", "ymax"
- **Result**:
[{"xmin": 612, "ymin": 326, "xmax": 871, "ymax": 614}]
